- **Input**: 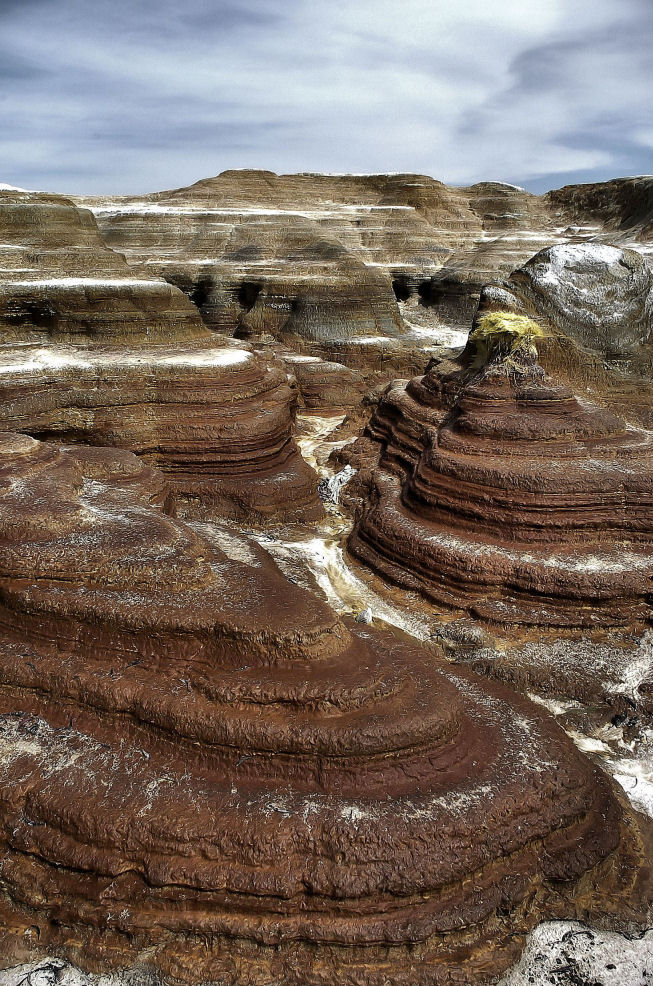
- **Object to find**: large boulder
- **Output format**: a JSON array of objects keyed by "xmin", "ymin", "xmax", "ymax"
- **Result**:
[{"xmin": 476, "ymin": 243, "xmax": 653, "ymax": 424}]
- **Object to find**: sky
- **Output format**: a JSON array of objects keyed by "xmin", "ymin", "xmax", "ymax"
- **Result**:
[{"xmin": 0, "ymin": 0, "xmax": 651, "ymax": 196}]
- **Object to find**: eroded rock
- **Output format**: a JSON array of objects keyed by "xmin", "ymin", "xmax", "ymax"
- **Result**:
[
  {"xmin": 347, "ymin": 323, "xmax": 653, "ymax": 629},
  {"xmin": 0, "ymin": 189, "xmax": 320, "ymax": 521},
  {"xmin": 0, "ymin": 433, "xmax": 646, "ymax": 985},
  {"xmin": 476, "ymin": 242, "xmax": 653, "ymax": 425},
  {"xmin": 76, "ymin": 172, "xmax": 653, "ymax": 359}
]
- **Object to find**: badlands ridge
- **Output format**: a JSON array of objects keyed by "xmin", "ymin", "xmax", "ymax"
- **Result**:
[{"xmin": 0, "ymin": 171, "xmax": 651, "ymax": 985}]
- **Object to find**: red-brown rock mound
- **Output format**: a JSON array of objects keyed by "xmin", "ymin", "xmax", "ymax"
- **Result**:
[
  {"xmin": 348, "ymin": 334, "xmax": 653, "ymax": 629},
  {"xmin": 0, "ymin": 433, "xmax": 646, "ymax": 984},
  {"xmin": 0, "ymin": 344, "xmax": 319, "ymax": 521}
]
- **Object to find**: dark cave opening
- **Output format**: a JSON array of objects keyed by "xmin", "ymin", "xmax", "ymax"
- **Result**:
[
  {"xmin": 5, "ymin": 299, "xmax": 57, "ymax": 331},
  {"xmin": 392, "ymin": 276, "xmax": 412, "ymax": 302},
  {"xmin": 190, "ymin": 275, "xmax": 213, "ymax": 309},
  {"xmin": 417, "ymin": 279, "xmax": 443, "ymax": 308},
  {"xmin": 238, "ymin": 281, "xmax": 263, "ymax": 312}
]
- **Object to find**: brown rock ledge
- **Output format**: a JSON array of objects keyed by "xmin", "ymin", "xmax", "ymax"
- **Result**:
[{"xmin": 0, "ymin": 344, "xmax": 320, "ymax": 522}]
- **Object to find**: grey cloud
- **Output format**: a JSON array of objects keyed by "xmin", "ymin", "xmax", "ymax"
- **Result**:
[
  {"xmin": 0, "ymin": 50, "xmax": 46, "ymax": 80},
  {"xmin": 452, "ymin": 2, "xmax": 652, "ymax": 188},
  {"xmin": 0, "ymin": 0, "xmax": 47, "ymax": 13},
  {"xmin": 0, "ymin": 0, "xmax": 651, "ymax": 194},
  {"xmin": 460, "ymin": 17, "xmax": 652, "ymax": 134},
  {"xmin": 511, "ymin": 23, "xmax": 652, "ymax": 96},
  {"xmin": 86, "ymin": 119, "xmax": 293, "ymax": 152}
]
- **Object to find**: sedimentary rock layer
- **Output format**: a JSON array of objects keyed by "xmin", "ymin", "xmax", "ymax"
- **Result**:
[
  {"xmin": 544, "ymin": 176, "xmax": 653, "ymax": 244},
  {"xmin": 0, "ymin": 433, "xmax": 644, "ymax": 984},
  {"xmin": 76, "ymin": 171, "xmax": 653, "ymax": 348},
  {"xmin": 0, "ymin": 344, "xmax": 319, "ymax": 520},
  {"xmin": 0, "ymin": 189, "xmax": 320, "ymax": 520},
  {"xmin": 80, "ymin": 172, "xmax": 559, "ymax": 341},
  {"xmin": 87, "ymin": 198, "xmax": 407, "ymax": 342},
  {"xmin": 280, "ymin": 354, "xmax": 366, "ymax": 410},
  {"xmin": 0, "ymin": 189, "xmax": 203, "ymax": 345},
  {"xmin": 348, "ymin": 345, "xmax": 653, "ymax": 628}
]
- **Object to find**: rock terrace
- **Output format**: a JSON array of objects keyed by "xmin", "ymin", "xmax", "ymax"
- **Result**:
[{"xmin": 0, "ymin": 189, "xmax": 320, "ymax": 522}]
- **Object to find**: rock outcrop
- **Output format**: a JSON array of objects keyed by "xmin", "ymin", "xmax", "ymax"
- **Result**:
[
  {"xmin": 545, "ymin": 176, "xmax": 653, "ymax": 244},
  {"xmin": 85, "ymin": 193, "xmax": 407, "ymax": 343},
  {"xmin": 279, "ymin": 354, "xmax": 366, "ymax": 411},
  {"xmin": 2, "ymin": 171, "xmax": 653, "ymax": 986},
  {"xmin": 475, "ymin": 242, "xmax": 653, "ymax": 425},
  {"xmin": 0, "ymin": 189, "xmax": 320, "ymax": 521},
  {"xmin": 0, "ymin": 432, "xmax": 646, "ymax": 985},
  {"xmin": 71, "ymin": 174, "xmax": 570, "ymax": 347},
  {"xmin": 347, "ymin": 315, "xmax": 653, "ymax": 629}
]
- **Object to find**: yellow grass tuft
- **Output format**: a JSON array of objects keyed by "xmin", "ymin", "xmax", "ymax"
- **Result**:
[{"xmin": 468, "ymin": 311, "xmax": 544, "ymax": 371}]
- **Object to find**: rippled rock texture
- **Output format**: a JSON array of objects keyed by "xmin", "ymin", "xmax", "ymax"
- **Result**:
[
  {"xmin": 348, "ymin": 324, "xmax": 653, "ymax": 630},
  {"xmin": 0, "ymin": 189, "xmax": 319, "ymax": 521},
  {"xmin": 0, "ymin": 190, "xmax": 203, "ymax": 346},
  {"xmin": 477, "ymin": 242, "xmax": 653, "ymax": 425},
  {"xmin": 279, "ymin": 354, "xmax": 366, "ymax": 411},
  {"xmin": 81, "ymin": 173, "xmax": 411, "ymax": 344},
  {"xmin": 0, "ymin": 432, "xmax": 646, "ymax": 985}
]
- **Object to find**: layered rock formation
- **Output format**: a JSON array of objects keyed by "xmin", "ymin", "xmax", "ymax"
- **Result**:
[
  {"xmin": 347, "ymin": 317, "xmax": 653, "ymax": 629},
  {"xmin": 72, "ymin": 174, "xmax": 564, "ymax": 345},
  {"xmin": 476, "ymin": 242, "xmax": 653, "ymax": 425},
  {"xmin": 86, "ymin": 193, "xmax": 407, "ymax": 343},
  {"xmin": 76, "ymin": 172, "xmax": 653, "ymax": 354},
  {"xmin": 0, "ymin": 189, "xmax": 320, "ymax": 520},
  {"xmin": 279, "ymin": 354, "xmax": 366, "ymax": 411},
  {"xmin": 0, "ymin": 432, "xmax": 646, "ymax": 985},
  {"xmin": 2, "ymin": 171, "xmax": 653, "ymax": 986},
  {"xmin": 545, "ymin": 176, "xmax": 653, "ymax": 245}
]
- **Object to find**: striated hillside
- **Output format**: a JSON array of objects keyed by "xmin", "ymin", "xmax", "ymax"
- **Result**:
[
  {"xmin": 76, "ymin": 170, "xmax": 653, "ymax": 342},
  {"xmin": 0, "ymin": 431, "xmax": 646, "ymax": 984},
  {"xmin": 0, "ymin": 188, "xmax": 321, "ymax": 521}
]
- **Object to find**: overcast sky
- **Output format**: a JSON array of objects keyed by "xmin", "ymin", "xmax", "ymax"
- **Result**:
[{"xmin": 0, "ymin": 0, "xmax": 651, "ymax": 195}]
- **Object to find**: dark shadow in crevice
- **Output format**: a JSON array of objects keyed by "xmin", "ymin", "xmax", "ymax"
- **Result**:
[
  {"xmin": 392, "ymin": 276, "xmax": 412, "ymax": 302},
  {"xmin": 238, "ymin": 281, "xmax": 263, "ymax": 312}
]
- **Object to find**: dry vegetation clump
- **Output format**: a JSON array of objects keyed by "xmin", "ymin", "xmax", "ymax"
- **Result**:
[{"xmin": 469, "ymin": 311, "xmax": 545, "ymax": 374}]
